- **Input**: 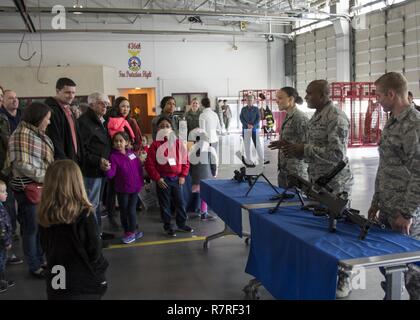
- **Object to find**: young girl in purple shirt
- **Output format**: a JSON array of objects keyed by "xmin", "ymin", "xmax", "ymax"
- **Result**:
[{"xmin": 106, "ymin": 132, "xmax": 144, "ymax": 244}]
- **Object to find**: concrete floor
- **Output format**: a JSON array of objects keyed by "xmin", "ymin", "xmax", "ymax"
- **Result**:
[{"xmin": 2, "ymin": 134, "xmax": 402, "ymax": 300}]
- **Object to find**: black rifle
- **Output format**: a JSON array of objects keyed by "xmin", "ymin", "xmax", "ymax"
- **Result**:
[
  {"xmin": 233, "ymin": 152, "xmax": 278, "ymax": 197},
  {"xmin": 270, "ymin": 160, "xmax": 385, "ymax": 240}
]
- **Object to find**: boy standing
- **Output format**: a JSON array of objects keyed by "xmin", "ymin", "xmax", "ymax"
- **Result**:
[{"xmin": 0, "ymin": 180, "xmax": 15, "ymax": 293}]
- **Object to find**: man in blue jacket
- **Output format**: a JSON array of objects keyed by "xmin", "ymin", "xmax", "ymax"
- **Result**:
[{"xmin": 240, "ymin": 94, "xmax": 263, "ymax": 165}]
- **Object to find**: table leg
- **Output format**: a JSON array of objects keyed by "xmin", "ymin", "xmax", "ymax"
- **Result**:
[
  {"xmin": 203, "ymin": 223, "xmax": 236, "ymax": 249},
  {"xmin": 384, "ymin": 265, "xmax": 408, "ymax": 300}
]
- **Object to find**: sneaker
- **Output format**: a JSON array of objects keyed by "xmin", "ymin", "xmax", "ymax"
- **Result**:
[
  {"xmin": 135, "ymin": 231, "xmax": 144, "ymax": 240},
  {"xmin": 30, "ymin": 268, "xmax": 46, "ymax": 279},
  {"xmin": 0, "ymin": 279, "xmax": 15, "ymax": 293},
  {"xmin": 176, "ymin": 225, "xmax": 194, "ymax": 233},
  {"xmin": 164, "ymin": 226, "xmax": 177, "ymax": 237},
  {"xmin": 6, "ymin": 254, "xmax": 23, "ymax": 265},
  {"xmin": 336, "ymin": 272, "xmax": 351, "ymax": 299},
  {"xmin": 200, "ymin": 212, "xmax": 216, "ymax": 221},
  {"xmin": 122, "ymin": 232, "xmax": 136, "ymax": 244}
]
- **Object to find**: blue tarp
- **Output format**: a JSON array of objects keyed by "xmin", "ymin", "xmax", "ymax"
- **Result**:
[
  {"xmin": 245, "ymin": 206, "xmax": 420, "ymax": 300},
  {"xmin": 200, "ymin": 179, "xmax": 295, "ymax": 236}
]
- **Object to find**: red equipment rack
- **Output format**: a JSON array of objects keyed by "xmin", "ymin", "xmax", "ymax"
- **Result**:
[{"xmin": 331, "ymin": 82, "xmax": 387, "ymax": 147}]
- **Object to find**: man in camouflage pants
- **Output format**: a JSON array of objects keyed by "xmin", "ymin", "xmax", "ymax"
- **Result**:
[
  {"xmin": 281, "ymin": 79, "xmax": 354, "ymax": 299},
  {"xmin": 369, "ymin": 72, "xmax": 420, "ymax": 300}
]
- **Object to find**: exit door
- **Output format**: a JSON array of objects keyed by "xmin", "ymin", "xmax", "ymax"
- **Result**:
[{"xmin": 128, "ymin": 94, "xmax": 152, "ymax": 134}]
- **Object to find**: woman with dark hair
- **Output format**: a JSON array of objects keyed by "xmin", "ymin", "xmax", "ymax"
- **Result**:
[
  {"xmin": 151, "ymin": 96, "xmax": 179, "ymax": 141},
  {"xmin": 107, "ymin": 97, "xmax": 143, "ymax": 154},
  {"xmin": 4, "ymin": 102, "xmax": 54, "ymax": 278},
  {"xmin": 268, "ymin": 87, "xmax": 309, "ymax": 188}
]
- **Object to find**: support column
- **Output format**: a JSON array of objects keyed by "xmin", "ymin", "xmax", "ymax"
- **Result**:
[{"xmin": 333, "ymin": 0, "xmax": 351, "ymax": 82}]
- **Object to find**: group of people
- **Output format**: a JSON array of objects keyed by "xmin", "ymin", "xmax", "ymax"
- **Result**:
[
  {"xmin": 268, "ymin": 73, "xmax": 420, "ymax": 300},
  {"xmin": 1, "ymin": 71, "xmax": 420, "ymax": 300},
  {"xmin": 0, "ymin": 79, "xmax": 222, "ymax": 299}
]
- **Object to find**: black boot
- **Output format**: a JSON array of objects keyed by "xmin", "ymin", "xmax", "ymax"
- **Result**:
[{"xmin": 0, "ymin": 272, "xmax": 15, "ymax": 293}]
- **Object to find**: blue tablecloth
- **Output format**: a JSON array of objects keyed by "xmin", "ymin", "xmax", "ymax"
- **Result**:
[
  {"xmin": 245, "ymin": 206, "xmax": 420, "ymax": 300},
  {"xmin": 200, "ymin": 179, "xmax": 292, "ymax": 236}
]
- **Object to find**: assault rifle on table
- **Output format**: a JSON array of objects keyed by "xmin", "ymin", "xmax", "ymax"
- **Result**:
[{"xmin": 270, "ymin": 160, "xmax": 385, "ymax": 240}]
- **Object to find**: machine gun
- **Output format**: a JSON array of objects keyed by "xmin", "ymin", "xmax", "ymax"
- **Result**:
[
  {"xmin": 270, "ymin": 160, "xmax": 385, "ymax": 240},
  {"xmin": 232, "ymin": 151, "xmax": 278, "ymax": 197}
]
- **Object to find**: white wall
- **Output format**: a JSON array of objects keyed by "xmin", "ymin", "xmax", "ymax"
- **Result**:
[
  {"xmin": 0, "ymin": 33, "xmax": 285, "ymax": 104},
  {"xmin": 0, "ymin": 65, "xmax": 111, "ymax": 97}
]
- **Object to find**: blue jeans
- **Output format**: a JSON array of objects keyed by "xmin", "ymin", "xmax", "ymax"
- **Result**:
[
  {"xmin": 14, "ymin": 192, "xmax": 43, "ymax": 273},
  {"xmin": 0, "ymin": 249, "xmax": 6, "ymax": 273},
  {"xmin": 156, "ymin": 177, "xmax": 187, "ymax": 229},
  {"xmin": 116, "ymin": 193, "xmax": 138, "ymax": 233},
  {"xmin": 84, "ymin": 177, "xmax": 103, "ymax": 231},
  {"xmin": 4, "ymin": 184, "xmax": 17, "ymax": 234}
]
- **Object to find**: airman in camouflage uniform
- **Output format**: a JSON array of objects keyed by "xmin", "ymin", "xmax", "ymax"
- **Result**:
[
  {"xmin": 368, "ymin": 72, "xmax": 420, "ymax": 300},
  {"xmin": 281, "ymin": 80, "xmax": 354, "ymax": 299},
  {"xmin": 269, "ymin": 87, "xmax": 309, "ymax": 188},
  {"xmin": 281, "ymin": 80, "xmax": 353, "ymax": 196}
]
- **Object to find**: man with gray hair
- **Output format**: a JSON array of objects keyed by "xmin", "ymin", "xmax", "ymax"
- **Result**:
[
  {"xmin": 78, "ymin": 92, "xmax": 112, "ymax": 241},
  {"xmin": 240, "ymin": 94, "xmax": 263, "ymax": 165},
  {"xmin": 369, "ymin": 72, "xmax": 420, "ymax": 300}
]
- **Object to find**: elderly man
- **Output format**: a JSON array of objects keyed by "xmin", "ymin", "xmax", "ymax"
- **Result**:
[
  {"xmin": 0, "ymin": 89, "xmax": 23, "ymax": 265},
  {"xmin": 240, "ymin": 94, "xmax": 263, "ymax": 165},
  {"xmin": 281, "ymin": 80, "xmax": 354, "ymax": 298},
  {"xmin": 1, "ymin": 90, "xmax": 21, "ymax": 177},
  {"xmin": 368, "ymin": 72, "xmax": 420, "ymax": 300},
  {"xmin": 78, "ymin": 93, "xmax": 112, "ymax": 240}
]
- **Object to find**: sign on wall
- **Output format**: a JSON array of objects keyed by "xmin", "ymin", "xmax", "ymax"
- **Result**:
[{"xmin": 118, "ymin": 42, "xmax": 152, "ymax": 79}]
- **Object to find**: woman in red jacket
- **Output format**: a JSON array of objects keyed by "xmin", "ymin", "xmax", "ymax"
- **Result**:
[
  {"xmin": 144, "ymin": 116, "xmax": 192, "ymax": 237},
  {"xmin": 108, "ymin": 97, "xmax": 142, "ymax": 154}
]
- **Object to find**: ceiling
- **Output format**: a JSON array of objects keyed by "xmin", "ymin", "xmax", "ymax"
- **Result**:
[{"xmin": 0, "ymin": 0, "xmax": 346, "ymax": 38}]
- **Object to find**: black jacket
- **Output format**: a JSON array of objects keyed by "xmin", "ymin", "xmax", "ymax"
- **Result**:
[
  {"xmin": 77, "ymin": 108, "xmax": 111, "ymax": 178},
  {"xmin": 45, "ymin": 97, "xmax": 83, "ymax": 164},
  {"xmin": 39, "ymin": 210, "xmax": 109, "ymax": 299}
]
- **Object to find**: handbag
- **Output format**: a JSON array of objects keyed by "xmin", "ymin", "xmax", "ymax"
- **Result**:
[{"xmin": 24, "ymin": 182, "xmax": 43, "ymax": 205}]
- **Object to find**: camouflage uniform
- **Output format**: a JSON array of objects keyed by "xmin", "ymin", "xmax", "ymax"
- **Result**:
[
  {"xmin": 304, "ymin": 101, "xmax": 353, "ymax": 196},
  {"xmin": 372, "ymin": 106, "xmax": 420, "ymax": 299},
  {"xmin": 278, "ymin": 107, "xmax": 309, "ymax": 187}
]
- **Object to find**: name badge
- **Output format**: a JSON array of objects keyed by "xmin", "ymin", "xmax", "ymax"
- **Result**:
[
  {"xmin": 168, "ymin": 158, "xmax": 176, "ymax": 166},
  {"xmin": 128, "ymin": 153, "xmax": 137, "ymax": 160}
]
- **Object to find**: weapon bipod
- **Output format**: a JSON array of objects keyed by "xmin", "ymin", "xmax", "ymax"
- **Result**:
[
  {"xmin": 245, "ymin": 172, "xmax": 279, "ymax": 197},
  {"xmin": 269, "ymin": 187, "xmax": 305, "ymax": 214}
]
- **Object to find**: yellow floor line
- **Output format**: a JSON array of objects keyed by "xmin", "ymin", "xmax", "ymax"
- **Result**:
[{"xmin": 106, "ymin": 236, "xmax": 207, "ymax": 249}]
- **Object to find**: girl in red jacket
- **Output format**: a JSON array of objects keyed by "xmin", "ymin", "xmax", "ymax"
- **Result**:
[{"xmin": 144, "ymin": 116, "xmax": 192, "ymax": 237}]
